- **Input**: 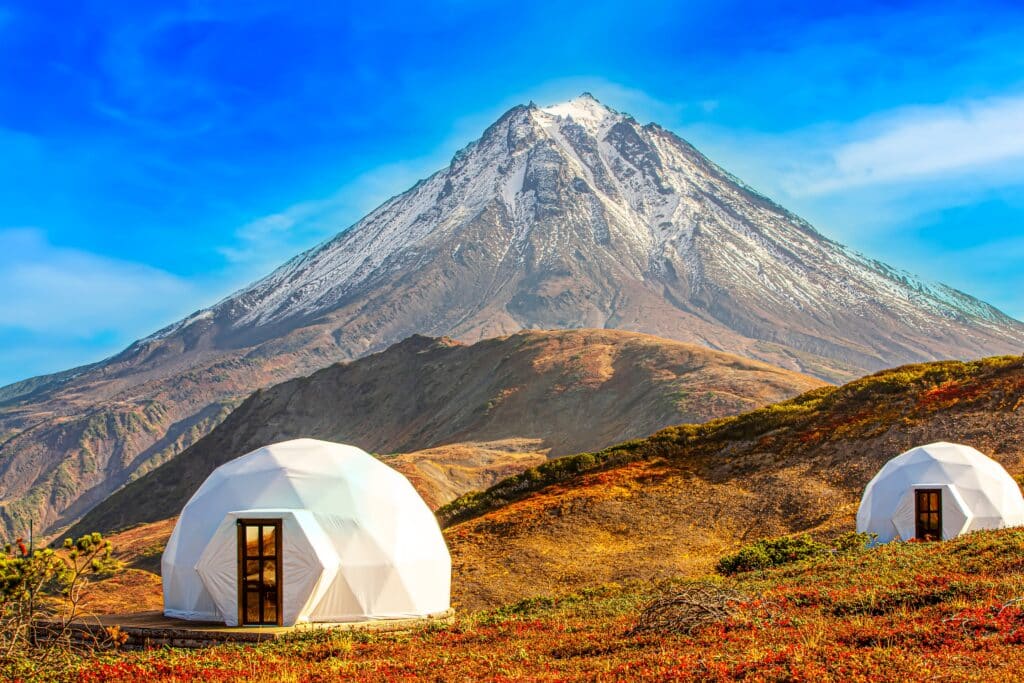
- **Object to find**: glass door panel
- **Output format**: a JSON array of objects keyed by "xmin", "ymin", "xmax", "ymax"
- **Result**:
[
  {"xmin": 914, "ymin": 489, "xmax": 942, "ymax": 540},
  {"xmin": 237, "ymin": 519, "xmax": 283, "ymax": 625}
]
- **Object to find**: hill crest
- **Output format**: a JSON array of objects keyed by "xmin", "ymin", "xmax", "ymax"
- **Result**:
[
  {"xmin": 441, "ymin": 354, "xmax": 1024, "ymax": 607},
  {"xmin": 69, "ymin": 328, "xmax": 823, "ymax": 537}
]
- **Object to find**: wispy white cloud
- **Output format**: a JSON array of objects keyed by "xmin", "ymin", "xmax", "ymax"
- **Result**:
[
  {"xmin": 218, "ymin": 200, "xmax": 339, "ymax": 266},
  {"xmin": 785, "ymin": 94, "xmax": 1024, "ymax": 195},
  {"xmin": 0, "ymin": 228, "xmax": 194, "ymax": 335},
  {"xmin": 217, "ymin": 154, "xmax": 452, "ymax": 276},
  {"xmin": 675, "ymin": 92, "xmax": 1024, "ymax": 322},
  {"xmin": 679, "ymin": 91, "xmax": 1024, "ymax": 234}
]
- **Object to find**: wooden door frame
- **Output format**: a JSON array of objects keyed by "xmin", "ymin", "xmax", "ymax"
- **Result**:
[
  {"xmin": 914, "ymin": 488, "xmax": 943, "ymax": 541},
  {"xmin": 236, "ymin": 518, "xmax": 284, "ymax": 626}
]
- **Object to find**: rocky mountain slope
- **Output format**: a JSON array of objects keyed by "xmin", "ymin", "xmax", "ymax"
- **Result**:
[
  {"xmin": 3, "ymin": 93, "xmax": 1022, "ymax": 540},
  {"xmin": 70, "ymin": 328, "xmax": 823, "ymax": 535},
  {"xmin": 442, "ymin": 353, "xmax": 1024, "ymax": 608}
]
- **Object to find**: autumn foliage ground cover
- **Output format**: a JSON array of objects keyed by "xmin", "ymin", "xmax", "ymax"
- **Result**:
[{"xmin": 63, "ymin": 527, "xmax": 1024, "ymax": 682}]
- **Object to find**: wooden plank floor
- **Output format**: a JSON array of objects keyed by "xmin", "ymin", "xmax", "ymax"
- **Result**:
[{"xmin": 39, "ymin": 609, "xmax": 454, "ymax": 649}]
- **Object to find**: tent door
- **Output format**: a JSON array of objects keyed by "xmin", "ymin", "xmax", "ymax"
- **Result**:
[
  {"xmin": 237, "ymin": 519, "xmax": 283, "ymax": 626},
  {"xmin": 914, "ymin": 489, "xmax": 942, "ymax": 541}
]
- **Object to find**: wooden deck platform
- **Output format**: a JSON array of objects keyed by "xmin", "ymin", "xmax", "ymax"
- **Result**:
[{"xmin": 38, "ymin": 609, "xmax": 454, "ymax": 650}]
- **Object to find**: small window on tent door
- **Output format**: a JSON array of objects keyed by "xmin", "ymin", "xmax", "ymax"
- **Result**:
[{"xmin": 915, "ymin": 489, "xmax": 942, "ymax": 541}]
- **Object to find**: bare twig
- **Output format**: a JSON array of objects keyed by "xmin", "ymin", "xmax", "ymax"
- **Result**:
[{"xmin": 627, "ymin": 583, "xmax": 752, "ymax": 636}]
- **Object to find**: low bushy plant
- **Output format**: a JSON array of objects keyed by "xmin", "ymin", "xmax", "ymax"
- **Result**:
[
  {"xmin": 830, "ymin": 531, "xmax": 877, "ymax": 553},
  {"xmin": 716, "ymin": 534, "xmax": 824, "ymax": 575},
  {"xmin": 716, "ymin": 531, "xmax": 877, "ymax": 575}
]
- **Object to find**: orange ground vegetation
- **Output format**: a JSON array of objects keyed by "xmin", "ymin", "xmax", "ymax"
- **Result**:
[
  {"xmin": 89, "ymin": 355, "xmax": 1024, "ymax": 616},
  {"xmin": 71, "ymin": 528, "xmax": 1024, "ymax": 682}
]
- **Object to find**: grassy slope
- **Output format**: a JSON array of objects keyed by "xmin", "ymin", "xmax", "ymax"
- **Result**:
[
  {"xmin": 78, "ymin": 527, "xmax": 1024, "ymax": 682},
  {"xmin": 442, "ymin": 355, "xmax": 1024, "ymax": 608},
  {"xmin": 54, "ymin": 354, "xmax": 1024, "ymax": 680},
  {"xmin": 385, "ymin": 439, "xmax": 550, "ymax": 509}
]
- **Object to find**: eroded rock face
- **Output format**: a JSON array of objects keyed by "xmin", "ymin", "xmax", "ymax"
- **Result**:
[{"xmin": 3, "ymin": 94, "xmax": 1023, "ymax": 540}]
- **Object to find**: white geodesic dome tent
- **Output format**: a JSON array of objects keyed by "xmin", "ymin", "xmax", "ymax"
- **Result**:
[
  {"xmin": 856, "ymin": 442, "xmax": 1024, "ymax": 543},
  {"xmin": 162, "ymin": 439, "xmax": 451, "ymax": 626}
]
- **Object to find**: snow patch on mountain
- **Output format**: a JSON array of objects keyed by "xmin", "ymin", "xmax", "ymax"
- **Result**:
[{"xmin": 540, "ymin": 93, "xmax": 620, "ymax": 133}]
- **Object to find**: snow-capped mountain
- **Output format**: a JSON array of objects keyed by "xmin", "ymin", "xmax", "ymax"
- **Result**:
[
  {"xmin": 145, "ymin": 93, "xmax": 1021, "ymax": 373},
  {"xmin": 2, "ymin": 93, "xmax": 1022, "ymax": 539}
]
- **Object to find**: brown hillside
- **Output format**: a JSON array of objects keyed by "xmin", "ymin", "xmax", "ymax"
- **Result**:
[
  {"xmin": 387, "ymin": 439, "xmax": 550, "ymax": 509},
  {"xmin": 69, "ymin": 329, "xmax": 821, "ymax": 537},
  {"xmin": 443, "ymin": 355, "xmax": 1024, "ymax": 609},
  {"xmin": 64, "ymin": 519, "xmax": 177, "ymax": 617}
]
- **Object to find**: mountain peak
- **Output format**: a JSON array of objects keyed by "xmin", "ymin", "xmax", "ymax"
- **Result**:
[
  {"xmin": 209, "ymin": 90, "xmax": 1023, "ymax": 359},
  {"xmin": 539, "ymin": 93, "xmax": 620, "ymax": 131}
]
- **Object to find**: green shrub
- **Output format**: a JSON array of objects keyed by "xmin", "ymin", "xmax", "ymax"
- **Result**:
[
  {"xmin": 437, "ymin": 449, "xmax": 626, "ymax": 526},
  {"xmin": 0, "ymin": 532, "xmax": 121, "ymax": 679},
  {"xmin": 716, "ymin": 531, "xmax": 877, "ymax": 575},
  {"xmin": 830, "ymin": 531, "xmax": 876, "ymax": 554},
  {"xmin": 716, "ymin": 534, "xmax": 824, "ymax": 575}
]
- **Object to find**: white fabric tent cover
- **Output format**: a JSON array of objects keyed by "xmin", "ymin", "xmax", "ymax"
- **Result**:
[
  {"xmin": 162, "ymin": 438, "xmax": 451, "ymax": 625},
  {"xmin": 856, "ymin": 441, "xmax": 1024, "ymax": 543}
]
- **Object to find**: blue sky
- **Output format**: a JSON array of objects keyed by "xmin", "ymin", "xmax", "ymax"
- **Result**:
[{"xmin": 2, "ymin": 0, "xmax": 1024, "ymax": 386}]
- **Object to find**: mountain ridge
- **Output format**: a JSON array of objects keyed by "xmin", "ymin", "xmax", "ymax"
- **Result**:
[
  {"xmin": 90, "ymin": 94, "xmax": 1021, "ymax": 362},
  {"xmin": 68, "ymin": 328, "xmax": 824, "ymax": 537}
]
